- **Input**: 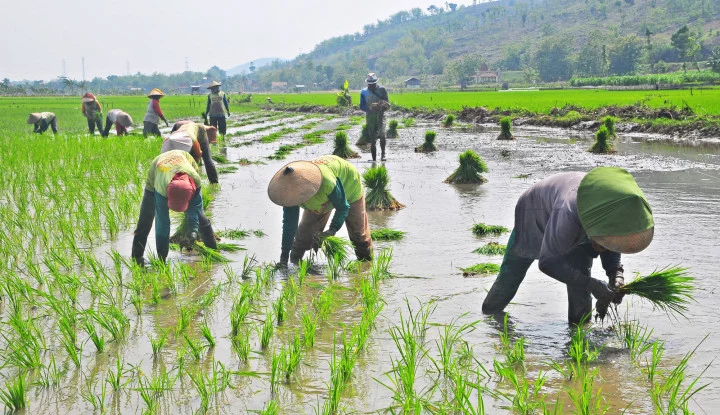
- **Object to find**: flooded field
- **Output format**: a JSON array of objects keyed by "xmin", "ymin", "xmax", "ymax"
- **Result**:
[{"xmin": 8, "ymin": 110, "xmax": 720, "ymax": 414}]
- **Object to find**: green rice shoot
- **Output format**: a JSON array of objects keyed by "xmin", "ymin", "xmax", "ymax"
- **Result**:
[
  {"xmin": 321, "ymin": 236, "xmax": 351, "ymax": 265},
  {"xmin": 589, "ymin": 125, "xmax": 615, "ymax": 154},
  {"xmin": 461, "ymin": 263, "xmax": 501, "ymax": 276},
  {"xmin": 370, "ymin": 228, "xmax": 406, "ymax": 241},
  {"xmin": 216, "ymin": 228, "xmax": 250, "ymax": 239},
  {"xmin": 363, "ymin": 165, "xmax": 405, "ymax": 211},
  {"xmin": 443, "ymin": 114, "xmax": 455, "ymax": 128},
  {"xmin": 619, "ymin": 266, "xmax": 694, "ymax": 317},
  {"xmin": 386, "ymin": 120, "xmax": 399, "ymax": 138},
  {"xmin": 416, "ymin": 130, "xmax": 438, "ymax": 153},
  {"xmin": 445, "ymin": 150, "xmax": 489, "ymax": 184},
  {"xmin": 473, "ymin": 242, "xmax": 507, "ymax": 255},
  {"xmin": 498, "ymin": 117, "xmax": 514, "ymax": 140},
  {"xmin": 332, "ymin": 131, "xmax": 359, "ymax": 159},
  {"xmin": 193, "ymin": 242, "xmax": 231, "ymax": 263},
  {"xmin": 356, "ymin": 123, "xmax": 370, "ymax": 146},
  {"xmin": 472, "ymin": 223, "xmax": 509, "ymax": 236}
]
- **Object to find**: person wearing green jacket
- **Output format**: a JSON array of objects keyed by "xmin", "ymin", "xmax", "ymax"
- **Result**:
[
  {"xmin": 481, "ymin": 167, "xmax": 655, "ymax": 324},
  {"xmin": 268, "ymin": 155, "xmax": 373, "ymax": 265}
]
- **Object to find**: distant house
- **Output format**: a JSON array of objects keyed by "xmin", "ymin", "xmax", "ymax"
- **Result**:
[
  {"xmin": 473, "ymin": 70, "xmax": 501, "ymax": 84},
  {"xmin": 295, "ymin": 85, "xmax": 306, "ymax": 92},
  {"xmin": 190, "ymin": 85, "xmax": 201, "ymax": 94},
  {"xmin": 405, "ymin": 77, "xmax": 421, "ymax": 88},
  {"xmin": 271, "ymin": 82, "xmax": 288, "ymax": 91}
]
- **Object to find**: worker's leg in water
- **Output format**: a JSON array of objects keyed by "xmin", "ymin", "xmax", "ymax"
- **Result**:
[
  {"xmin": 102, "ymin": 117, "xmax": 112, "ymax": 137},
  {"xmin": 131, "ymin": 189, "xmax": 156, "ymax": 265},
  {"xmin": 290, "ymin": 210, "xmax": 332, "ymax": 263},
  {"xmin": 217, "ymin": 117, "xmax": 226, "ymax": 135},
  {"xmin": 345, "ymin": 194, "xmax": 373, "ymax": 261},
  {"xmin": 154, "ymin": 192, "xmax": 171, "ymax": 261},
  {"xmin": 482, "ymin": 230, "xmax": 534, "ymax": 314},
  {"xmin": 564, "ymin": 245, "xmax": 595, "ymax": 324},
  {"xmin": 50, "ymin": 117, "xmax": 58, "ymax": 133},
  {"xmin": 95, "ymin": 116, "xmax": 104, "ymax": 135},
  {"xmin": 87, "ymin": 118, "xmax": 96, "ymax": 134},
  {"xmin": 210, "ymin": 117, "xmax": 219, "ymax": 131},
  {"xmin": 370, "ymin": 137, "xmax": 377, "ymax": 161},
  {"xmin": 198, "ymin": 213, "xmax": 216, "ymax": 249}
]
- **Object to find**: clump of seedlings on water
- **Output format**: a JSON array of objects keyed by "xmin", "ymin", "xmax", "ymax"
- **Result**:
[
  {"xmin": 415, "ymin": 130, "xmax": 438, "ymax": 153},
  {"xmin": 473, "ymin": 242, "xmax": 506, "ymax": 255},
  {"xmin": 370, "ymin": 228, "xmax": 405, "ymax": 241},
  {"xmin": 588, "ymin": 125, "xmax": 615, "ymax": 154},
  {"xmin": 617, "ymin": 265, "xmax": 695, "ymax": 317},
  {"xmin": 497, "ymin": 117, "xmax": 514, "ymax": 140},
  {"xmin": 332, "ymin": 131, "xmax": 359, "ymax": 159},
  {"xmin": 356, "ymin": 123, "xmax": 370, "ymax": 146},
  {"xmin": 460, "ymin": 263, "xmax": 501, "ymax": 277},
  {"xmin": 363, "ymin": 165, "xmax": 405, "ymax": 211},
  {"xmin": 471, "ymin": 223, "xmax": 509, "ymax": 236},
  {"xmin": 602, "ymin": 115, "xmax": 617, "ymax": 137},
  {"xmin": 386, "ymin": 120, "xmax": 399, "ymax": 138},
  {"xmin": 442, "ymin": 114, "xmax": 456, "ymax": 128},
  {"xmin": 445, "ymin": 150, "xmax": 489, "ymax": 184}
]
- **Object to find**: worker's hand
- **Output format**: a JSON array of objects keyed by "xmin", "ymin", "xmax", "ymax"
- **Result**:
[
  {"xmin": 585, "ymin": 278, "xmax": 615, "ymax": 302},
  {"xmin": 188, "ymin": 232, "xmax": 198, "ymax": 243},
  {"xmin": 595, "ymin": 298, "xmax": 611, "ymax": 321},
  {"xmin": 607, "ymin": 266, "xmax": 625, "ymax": 304},
  {"xmin": 226, "ymin": 112, "xmax": 231, "ymax": 117},
  {"xmin": 165, "ymin": 120, "xmax": 169, "ymax": 127},
  {"xmin": 311, "ymin": 230, "xmax": 336, "ymax": 252}
]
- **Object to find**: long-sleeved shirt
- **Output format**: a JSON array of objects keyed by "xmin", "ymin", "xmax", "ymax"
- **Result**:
[
  {"xmin": 206, "ymin": 91, "xmax": 229, "ymax": 117},
  {"xmin": 161, "ymin": 123, "xmax": 218, "ymax": 184},
  {"xmin": 143, "ymin": 98, "xmax": 166, "ymax": 124},
  {"xmin": 33, "ymin": 112, "xmax": 56, "ymax": 133},
  {"xmin": 512, "ymin": 172, "xmax": 621, "ymax": 285},
  {"xmin": 144, "ymin": 150, "xmax": 202, "ymax": 197},
  {"xmin": 359, "ymin": 85, "xmax": 389, "ymax": 113},
  {"xmin": 82, "ymin": 100, "xmax": 102, "ymax": 120}
]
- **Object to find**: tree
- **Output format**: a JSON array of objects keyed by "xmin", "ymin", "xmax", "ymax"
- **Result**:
[
  {"xmin": 446, "ymin": 54, "xmax": 483, "ymax": 89},
  {"xmin": 575, "ymin": 34, "xmax": 607, "ymax": 77},
  {"xmin": 249, "ymin": 62, "xmax": 256, "ymax": 73},
  {"xmin": 608, "ymin": 35, "xmax": 643, "ymax": 75},
  {"xmin": 427, "ymin": 5, "xmax": 443, "ymax": 15},
  {"xmin": 448, "ymin": 3, "xmax": 458, "ymax": 11},
  {"xmin": 671, "ymin": 25, "xmax": 700, "ymax": 72},
  {"xmin": 206, "ymin": 65, "xmax": 227, "ymax": 81},
  {"xmin": 534, "ymin": 38, "xmax": 573, "ymax": 82},
  {"xmin": 709, "ymin": 48, "xmax": 720, "ymax": 73}
]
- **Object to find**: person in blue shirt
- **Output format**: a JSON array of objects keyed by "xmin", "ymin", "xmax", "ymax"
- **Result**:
[{"xmin": 359, "ymin": 73, "xmax": 390, "ymax": 161}]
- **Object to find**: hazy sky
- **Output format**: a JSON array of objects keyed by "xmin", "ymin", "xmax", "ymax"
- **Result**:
[{"xmin": 1, "ymin": 0, "xmax": 470, "ymax": 82}]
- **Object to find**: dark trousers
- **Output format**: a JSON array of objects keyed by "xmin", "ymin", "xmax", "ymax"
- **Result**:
[
  {"xmin": 143, "ymin": 121, "xmax": 161, "ymax": 137},
  {"xmin": 481, "ymin": 230, "xmax": 594, "ymax": 324},
  {"xmin": 209, "ymin": 117, "xmax": 226, "ymax": 135},
  {"xmin": 34, "ymin": 118, "xmax": 58, "ymax": 134},
  {"xmin": 87, "ymin": 116, "xmax": 103, "ymax": 135},
  {"xmin": 366, "ymin": 113, "xmax": 386, "ymax": 160}
]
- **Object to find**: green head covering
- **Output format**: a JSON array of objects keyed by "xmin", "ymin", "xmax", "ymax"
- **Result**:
[{"xmin": 577, "ymin": 167, "xmax": 654, "ymax": 237}]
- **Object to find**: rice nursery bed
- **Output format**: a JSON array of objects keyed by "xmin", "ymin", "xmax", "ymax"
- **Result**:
[{"xmin": 0, "ymin": 100, "xmax": 718, "ymax": 414}]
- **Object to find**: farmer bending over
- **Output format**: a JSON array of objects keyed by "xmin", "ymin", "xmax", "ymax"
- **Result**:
[
  {"xmin": 81, "ymin": 93, "xmax": 103, "ymax": 135},
  {"xmin": 131, "ymin": 150, "xmax": 217, "ymax": 266},
  {"xmin": 359, "ymin": 73, "xmax": 390, "ymax": 161},
  {"xmin": 102, "ymin": 109, "xmax": 133, "ymax": 137},
  {"xmin": 206, "ymin": 81, "xmax": 230, "ymax": 135},
  {"xmin": 162, "ymin": 121, "xmax": 219, "ymax": 185},
  {"xmin": 143, "ymin": 88, "xmax": 168, "ymax": 137},
  {"xmin": 268, "ymin": 155, "xmax": 373, "ymax": 266},
  {"xmin": 27, "ymin": 112, "xmax": 58, "ymax": 134},
  {"xmin": 482, "ymin": 167, "xmax": 655, "ymax": 324}
]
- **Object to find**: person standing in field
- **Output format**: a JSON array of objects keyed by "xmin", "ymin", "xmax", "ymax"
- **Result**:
[
  {"xmin": 162, "ymin": 121, "xmax": 219, "ymax": 184},
  {"xmin": 102, "ymin": 109, "xmax": 133, "ymax": 137},
  {"xmin": 481, "ymin": 167, "xmax": 655, "ymax": 324},
  {"xmin": 268, "ymin": 155, "xmax": 373, "ymax": 266},
  {"xmin": 143, "ymin": 88, "xmax": 169, "ymax": 137},
  {"xmin": 27, "ymin": 112, "xmax": 58, "ymax": 134},
  {"xmin": 81, "ymin": 93, "xmax": 103, "ymax": 135},
  {"xmin": 206, "ymin": 81, "xmax": 230, "ymax": 136},
  {"xmin": 359, "ymin": 73, "xmax": 390, "ymax": 162},
  {"xmin": 131, "ymin": 149, "xmax": 217, "ymax": 266}
]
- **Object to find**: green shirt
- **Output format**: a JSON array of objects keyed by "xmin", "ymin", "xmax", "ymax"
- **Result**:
[
  {"xmin": 145, "ymin": 150, "xmax": 202, "ymax": 196},
  {"xmin": 301, "ymin": 155, "xmax": 362, "ymax": 213}
]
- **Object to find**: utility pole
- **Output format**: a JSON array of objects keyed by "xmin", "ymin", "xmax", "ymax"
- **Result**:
[
  {"xmin": 185, "ymin": 57, "xmax": 190, "ymax": 72},
  {"xmin": 81, "ymin": 57, "xmax": 86, "ymax": 92},
  {"xmin": 62, "ymin": 59, "xmax": 67, "ymax": 77},
  {"xmin": 127, "ymin": 60, "xmax": 131, "ymax": 75}
]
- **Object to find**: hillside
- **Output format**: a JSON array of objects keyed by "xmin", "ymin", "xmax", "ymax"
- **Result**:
[
  {"xmin": 226, "ymin": 57, "xmax": 282, "ymax": 76},
  {"xmin": 252, "ymin": 0, "xmax": 720, "ymax": 89}
]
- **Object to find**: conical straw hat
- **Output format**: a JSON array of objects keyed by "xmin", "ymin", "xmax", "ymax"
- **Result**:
[
  {"xmin": 207, "ymin": 81, "xmax": 222, "ymax": 89},
  {"xmin": 268, "ymin": 161, "xmax": 322, "ymax": 207},
  {"xmin": 592, "ymin": 227, "xmax": 654, "ymax": 254},
  {"xmin": 116, "ymin": 112, "xmax": 133, "ymax": 127},
  {"xmin": 81, "ymin": 92, "xmax": 97, "ymax": 103},
  {"xmin": 148, "ymin": 88, "xmax": 165, "ymax": 98},
  {"xmin": 27, "ymin": 113, "xmax": 42, "ymax": 124}
]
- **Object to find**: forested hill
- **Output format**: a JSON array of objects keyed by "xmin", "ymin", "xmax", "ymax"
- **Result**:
[{"xmin": 253, "ymin": 0, "xmax": 720, "ymax": 88}]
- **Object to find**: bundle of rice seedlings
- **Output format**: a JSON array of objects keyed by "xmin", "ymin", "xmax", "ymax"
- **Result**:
[
  {"xmin": 211, "ymin": 153, "xmax": 230, "ymax": 164},
  {"xmin": 363, "ymin": 166, "xmax": 405, "ymax": 211},
  {"xmin": 215, "ymin": 242, "xmax": 245, "ymax": 252},
  {"xmin": 461, "ymin": 263, "xmax": 501, "ymax": 277},
  {"xmin": 402, "ymin": 118, "xmax": 416, "ymax": 127},
  {"xmin": 588, "ymin": 125, "xmax": 615, "ymax": 154},
  {"xmin": 332, "ymin": 131, "xmax": 359, "ymax": 159},
  {"xmin": 443, "ymin": 114, "xmax": 456, "ymax": 128},
  {"xmin": 445, "ymin": 150, "xmax": 489, "ymax": 184},
  {"xmin": 472, "ymin": 223, "xmax": 509, "ymax": 236},
  {"xmin": 217, "ymin": 228, "xmax": 251, "ymax": 239},
  {"xmin": 497, "ymin": 117, "xmax": 514, "ymax": 140},
  {"xmin": 193, "ymin": 242, "xmax": 230, "ymax": 263},
  {"xmin": 415, "ymin": 131, "xmax": 438, "ymax": 153},
  {"xmin": 356, "ymin": 123, "xmax": 370, "ymax": 146},
  {"xmin": 217, "ymin": 165, "xmax": 239, "ymax": 175},
  {"xmin": 386, "ymin": 120, "xmax": 399, "ymax": 138},
  {"xmin": 602, "ymin": 116, "xmax": 617, "ymax": 137},
  {"xmin": 473, "ymin": 242, "xmax": 506, "ymax": 255},
  {"xmin": 370, "ymin": 228, "xmax": 406, "ymax": 241},
  {"xmin": 618, "ymin": 266, "xmax": 694, "ymax": 317},
  {"xmin": 320, "ymin": 236, "xmax": 351, "ymax": 264}
]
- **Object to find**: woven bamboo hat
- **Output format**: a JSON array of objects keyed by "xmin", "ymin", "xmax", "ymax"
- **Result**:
[
  {"xmin": 148, "ymin": 88, "xmax": 165, "ymax": 98},
  {"xmin": 207, "ymin": 81, "xmax": 222, "ymax": 89},
  {"xmin": 268, "ymin": 161, "xmax": 322, "ymax": 207},
  {"xmin": 591, "ymin": 228, "xmax": 654, "ymax": 254},
  {"xmin": 116, "ymin": 112, "xmax": 133, "ymax": 127},
  {"xmin": 27, "ymin": 113, "xmax": 42, "ymax": 124},
  {"xmin": 81, "ymin": 92, "xmax": 97, "ymax": 103},
  {"xmin": 366, "ymin": 73, "xmax": 378, "ymax": 84}
]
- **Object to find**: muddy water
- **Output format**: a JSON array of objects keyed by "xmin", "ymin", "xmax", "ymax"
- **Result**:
[{"xmin": 81, "ymin": 115, "xmax": 720, "ymax": 414}]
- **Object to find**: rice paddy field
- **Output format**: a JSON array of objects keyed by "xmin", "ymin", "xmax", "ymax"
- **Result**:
[{"xmin": 1, "ymin": 95, "xmax": 719, "ymax": 414}]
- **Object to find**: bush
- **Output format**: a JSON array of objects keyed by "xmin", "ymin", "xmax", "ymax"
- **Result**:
[{"xmin": 569, "ymin": 70, "xmax": 720, "ymax": 87}]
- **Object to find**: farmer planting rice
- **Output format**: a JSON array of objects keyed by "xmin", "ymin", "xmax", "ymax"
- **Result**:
[
  {"xmin": 27, "ymin": 112, "xmax": 58, "ymax": 134},
  {"xmin": 162, "ymin": 121, "xmax": 219, "ymax": 185},
  {"xmin": 268, "ymin": 155, "xmax": 373, "ymax": 266},
  {"xmin": 359, "ymin": 73, "xmax": 390, "ymax": 161},
  {"xmin": 81, "ymin": 93, "xmax": 103, "ymax": 135},
  {"xmin": 482, "ymin": 166, "xmax": 655, "ymax": 324},
  {"xmin": 131, "ymin": 149, "xmax": 217, "ymax": 266},
  {"xmin": 143, "ymin": 88, "xmax": 168, "ymax": 137},
  {"xmin": 206, "ymin": 81, "xmax": 230, "ymax": 135},
  {"xmin": 101, "ymin": 109, "xmax": 133, "ymax": 137}
]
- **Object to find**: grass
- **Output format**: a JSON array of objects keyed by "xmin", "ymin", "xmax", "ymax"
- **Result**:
[
  {"xmin": 362, "ymin": 165, "xmax": 405, "ymax": 211},
  {"xmin": 619, "ymin": 266, "xmax": 694, "ymax": 317},
  {"xmin": 445, "ymin": 150, "xmax": 489, "ymax": 184},
  {"xmin": 471, "ymin": 223, "xmax": 509, "ymax": 236},
  {"xmin": 497, "ymin": 117, "xmax": 514, "ymax": 140},
  {"xmin": 460, "ymin": 263, "xmax": 501, "ymax": 276},
  {"xmin": 415, "ymin": 130, "xmax": 438, "ymax": 153},
  {"xmin": 370, "ymin": 228, "xmax": 406, "ymax": 241},
  {"xmin": 473, "ymin": 242, "xmax": 507, "ymax": 255},
  {"xmin": 332, "ymin": 131, "xmax": 359, "ymax": 159}
]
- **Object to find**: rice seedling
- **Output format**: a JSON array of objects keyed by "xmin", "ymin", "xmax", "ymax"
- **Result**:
[
  {"xmin": 445, "ymin": 150, "xmax": 489, "ymax": 184},
  {"xmin": 260, "ymin": 310, "xmax": 275, "ymax": 350},
  {"xmin": 106, "ymin": 356, "xmax": 130, "ymax": 391},
  {"xmin": 217, "ymin": 165, "xmax": 239, "ymax": 174},
  {"xmin": 363, "ymin": 165, "xmax": 405, "ymax": 211},
  {"xmin": 301, "ymin": 308, "xmax": 317, "ymax": 347},
  {"xmin": 320, "ymin": 235, "xmax": 351, "ymax": 264},
  {"xmin": 402, "ymin": 117, "xmax": 416, "ymax": 127},
  {"xmin": 232, "ymin": 329, "xmax": 252, "ymax": 362},
  {"xmin": 332, "ymin": 131, "xmax": 359, "ymax": 159},
  {"xmin": 83, "ymin": 319, "xmax": 106, "ymax": 352},
  {"xmin": 473, "ymin": 242, "xmax": 507, "ymax": 255},
  {"xmin": 0, "ymin": 375, "xmax": 26, "ymax": 412},
  {"xmin": 284, "ymin": 332, "xmax": 303, "ymax": 382},
  {"xmin": 356, "ymin": 123, "xmax": 370, "ymax": 146},
  {"xmin": 650, "ymin": 337, "xmax": 709, "ymax": 414},
  {"xmin": 270, "ymin": 348, "xmax": 286, "ymax": 395},
  {"xmin": 36, "ymin": 356, "xmax": 65, "ymax": 388},
  {"xmin": 370, "ymin": 248, "xmax": 393, "ymax": 283},
  {"xmin": 443, "ymin": 114, "xmax": 456, "ymax": 127},
  {"xmin": 497, "ymin": 117, "xmax": 514, "ymax": 140},
  {"xmin": 254, "ymin": 229, "xmax": 266, "ymax": 237},
  {"xmin": 259, "ymin": 399, "xmax": 280, "ymax": 415},
  {"xmin": 150, "ymin": 330, "xmax": 169, "ymax": 358},
  {"xmin": 588, "ymin": 125, "xmax": 615, "ymax": 154},
  {"xmin": 314, "ymin": 285, "xmax": 335, "ymax": 322},
  {"xmin": 192, "ymin": 241, "xmax": 231, "ymax": 263},
  {"xmin": 176, "ymin": 304, "xmax": 196, "ymax": 334},
  {"xmin": 415, "ymin": 130, "xmax": 438, "ymax": 153},
  {"xmin": 81, "ymin": 377, "xmax": 107, "ymax": 414},
  {"xmin": 567, "ymin": 367, "xmax": 607, "ymax": 415},
  {"xmin": 387, "ymin": 119, "xmax": 399, "ymax": 138},
  {"xmin": 217, "ymin": 228, "xmax": 251, "ymax": 239},
  {"xmin": 616, "ymin": 318, "xmax": 654, "ymax": 362},
  {"xmin": 602, "ymin": 116, "xmax": 617, "ymax": 137},
  {"xmin": 200, "ymin": 321, "xmax": 216, "ymax": 347},
  {"xmin": 471, "ymin": 223, "xmax": 509, "ymax": 236},
  {"xmin": 431, "ymin": 314, "xmax": 479, "ymax": 377},
  {"xmin": 618, "ymin": 266, "xmax": 694, "ymax": 317},
  {"xmin": 461, "ymin": 263, "xmax": 501, "ymax": 276},
  {"xmin": 355, "ymin": 301, "xmax": 384, "ymax": 352},
  {"xmin": 498, "ymin": 313, "xmax": 525, "ymax": 367},
  {"xmin": 273, "ymin": 292, "xmax": 287, "ymax": 323},
  {"xmin": 184, "ymin": 334, "xmax": 206, "ymax": 360}
]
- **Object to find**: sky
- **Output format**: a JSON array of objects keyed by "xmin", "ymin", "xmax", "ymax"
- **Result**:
[{"xmin": 1, "ymin": 0, "xmax": 470, "ymax": 82}]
